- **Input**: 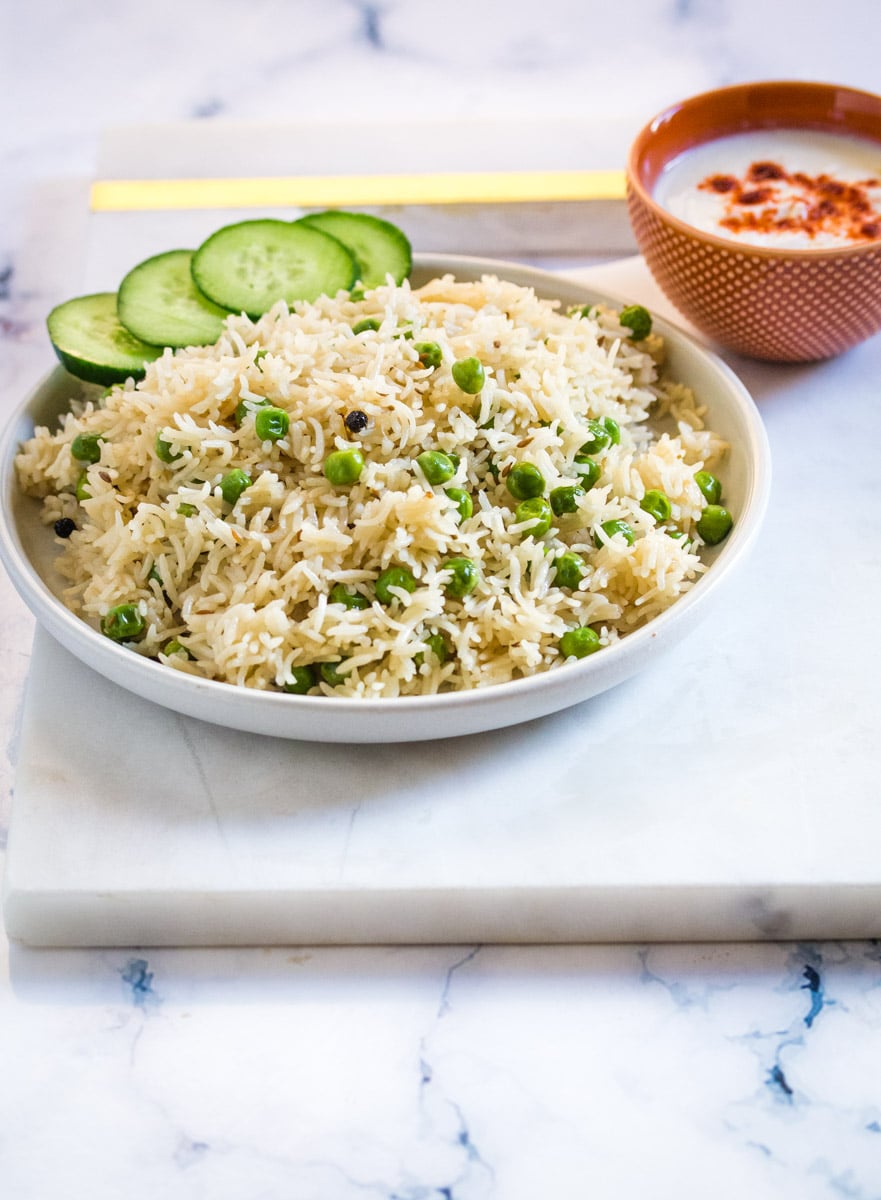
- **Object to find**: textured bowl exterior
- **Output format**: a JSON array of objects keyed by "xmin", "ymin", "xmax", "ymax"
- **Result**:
[
  {"xmin": 627, "ymin": 81, "xmax": 881, "ymax": 362},
  {"xmin": 627, "ymin": 186, "xmax": 881, "ymax": 361}
]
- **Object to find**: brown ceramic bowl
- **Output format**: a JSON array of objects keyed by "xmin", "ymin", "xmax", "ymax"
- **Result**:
[{"xmin": 627, "ymin": 81, "xmax": 881, "ymax": 362}]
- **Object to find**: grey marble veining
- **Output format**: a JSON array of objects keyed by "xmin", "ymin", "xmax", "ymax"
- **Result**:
[{"xmin": 3, "ymin": 1, "xmax": 881, "ymax": 1195}]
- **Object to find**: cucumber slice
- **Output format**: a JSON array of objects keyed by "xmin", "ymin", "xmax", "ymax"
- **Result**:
[
  {"xmin": 47, "ymin": 293, "xmax": 163, "ymax": 385},
  {"xmin": 191, "ymin": 219, "xmax": 358, "ymax": 319},
  {"xmin": 118, "ymin": 249, "xmax": 230, "ymax": 348},
  {"xmin": 297, "ymin": 211, "xmax": 412, "ymax": 288}
]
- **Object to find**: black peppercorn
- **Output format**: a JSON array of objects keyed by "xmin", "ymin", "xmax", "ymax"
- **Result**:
[
  {"xmin": 344, "ymin": 410, "xmax": 369, "ymax": 434},
  {"xmin": 53, "ymin": 517, "xmax": 76, "ymax": 538}
]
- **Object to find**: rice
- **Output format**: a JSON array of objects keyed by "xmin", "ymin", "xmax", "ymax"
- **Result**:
[{"xmin": 15, "ymin": 275, "xmax": 728, "ymax": 698}]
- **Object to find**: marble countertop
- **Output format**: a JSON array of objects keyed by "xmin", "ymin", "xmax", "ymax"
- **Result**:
[{"xmin": 4, "ymin": 2, "xmax": 881, "ymax": 1196}]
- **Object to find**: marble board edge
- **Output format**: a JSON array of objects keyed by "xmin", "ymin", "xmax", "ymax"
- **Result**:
[{"xmin": 6, "ymin": 881, "xmax": 881, "ymax": 947}]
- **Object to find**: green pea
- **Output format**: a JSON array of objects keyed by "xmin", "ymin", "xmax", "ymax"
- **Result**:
[
  {"xmin": 71, "ymin": 433, "xmax": 104, "ymax": 463},
  {"xmin": 514, "ymin": 497, "xmax": 553, "ymax": 538},
  {"xmin": 506, "ymin": 463, "xmax": 546, "ymax": 501},
  {"xmin": 415, "ymin": 341, "xmax": 443, "ymax": 369},
  {"xmin": 446, "ymin": 452, "xmax": 461, "ymax": 471},
  {"xmin": 100, "ymin": 603, "xmax": 145, "ymax": 642},
  {"xmin": 283, "ymin": 665, "xmax": 317, "ymax": 694},
  {"xmin": 445, "ymin": 487, "xmax": 473, "ymax": 521},
  {"xmin": 571, "ymin": 303, "xmax": 600, "ymax": 320},
  {"xmin": 602, "ymin": 417, "xmax": 621, "ymax": 446},
  {"xmin": 329, "ymin": 584, "xmax": 370, "ymax": 611},
  {"xmin": 255, "ymin": 406, "xmax": 290, "ymax": 441},
  {"xmin": 579, "ymin": 419, "xmax": 611, "ymax": 455},
  {"xmin": 155, "ymin": 433, "xmax": 182, "ymax": 463},
  {"xmin": 640, "ymin": 489, "xmax": 672, "ymax": 522},
  {"xmin": 220, "ymin": 468, "xmax": 252, "ymax": 505},
  {"xmin": 375, "ymin": 565, "xmax": 417, "ymax": 605},
  {"xmin": 451, "ymin": 356, "xmax": 486, "ymax": 394},
  {"xmin": 695, "ymin": 471, "xmax": 722, "ymax": 504},
  {"xmin": 594, "ymin": 519, "xmax": 635, "ymax": 548},
  {"xmin": 415, "ymin": 632, "xmax": 449, "ymax": 667},
  {"xmin": 349, "ymin": 285, "xmax": 366, "ymax": 302},
  {"xmin": 352, "ymin": 318, "xmax": 381, "ymax": 334},
  {"xmin": 553, "ymin": 551, "xmax": 586, "ymax": 589},
  {"xmin": 696, "ymin": 504, "xmax": 733, "ymax": 545},
  {"xmin": 319, "ymin": 660, "xmax": 350, "ymax": 686},
  {"xmin": 324, "ymin": 448, "xmax": 365, "ymax": 486},
  {"xmin": 396, "ymin": 323, "xmax": 414, "ymax": 341},
  {"xmin": 177, "ymin": 502, "xmax": 198, "ymax": 518},
  {"xmin": 619, "ymin": 304, "xmax": 652, "ymax": 340},
  {"xmin": 443, "ymin": 557, "xmax": 480, "ymax": 599},
  {"xmin": 75, "ymin": 471, "xmax": 91, "ymax": 502},
  {"xmin": 550, "ymin": 485, "xmax": 585, "ymax": 517},
  {"xmin": 559, "ymin": 626, "xmax": 601, "ymax": 659},
  {"xmin": 667, "ymin": 529, "xmax": 691, "ymax": 546},
  {"xmin": 417, "ymin": 450, "xmax": 456, "ymax": 485},
  {"xmin": 572, "ymin": 456, "xmax": 601, "ymax": 489},
  {"xmin": 235, "ymin": 397, "xmax": 269, "ymax": 426},
  {"xmin": 163, "ymin": 639, "xmax": 193, "ymax": 660}
]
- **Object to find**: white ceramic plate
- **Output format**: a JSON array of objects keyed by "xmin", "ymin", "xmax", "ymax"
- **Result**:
[{"xmin": 0, "ymin": 255, "xmax": 771, "ymax": 742}]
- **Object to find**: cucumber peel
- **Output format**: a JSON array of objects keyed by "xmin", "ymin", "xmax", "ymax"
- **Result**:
[
  {"xmin": 297, "ymin": 211, "xmax": 412, "ymax": 288},
  {"xmin": 47, "ymin": 293, "xmax": 163, "ymax": 385},
  {"xmin": 191, "ymin": 219, "xmax": 358, "ymax": 319},
  {"xmin": 44, "ymin": 211, "xmax": 414, "ymax": 374},
  {"xmin": 118, "ymin": 249, "xmax": 230, "ymax": 348}
]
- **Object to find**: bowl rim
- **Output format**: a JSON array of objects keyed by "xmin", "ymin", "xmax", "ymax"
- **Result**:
[
  {"xmin": 626, "ymin": 78, "xmax": 881, "ymax": 261},
  {"xmin": 0, "ymin": 253, "xmax": 772, "ymax": 729}
]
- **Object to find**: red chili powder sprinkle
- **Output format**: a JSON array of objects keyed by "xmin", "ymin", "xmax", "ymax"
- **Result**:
[
  {"xmin": 750, "ymin": 161, "xmax": 785, "ymax": 182},
  {"xmin": 697, "ymin": 159, "xmax": 881, "ymax": 243}
]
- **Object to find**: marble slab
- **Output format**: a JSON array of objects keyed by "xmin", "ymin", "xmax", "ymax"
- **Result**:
[
  {"xmin": 88, "ymin": 117, "xmax": 636, "ymax": 272},
  {"xmin": 5, "ymin": 253, "xmax": 881, "ymax": 947}
]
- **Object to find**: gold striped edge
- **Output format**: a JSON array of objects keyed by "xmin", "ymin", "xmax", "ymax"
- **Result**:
[{"xmin": 90, "ymin": 170, "xmax": 627, "ymax": 211}]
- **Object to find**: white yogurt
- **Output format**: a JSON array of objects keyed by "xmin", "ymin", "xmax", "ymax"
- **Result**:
[{"xmin": 654, "ymin": 129, "xmax": 881, "ymax": 248}]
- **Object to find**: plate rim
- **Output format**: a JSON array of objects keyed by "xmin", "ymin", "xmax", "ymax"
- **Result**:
[{"xmin": 0, "ymin": 254, "xmax": 772, "ymax": 735}]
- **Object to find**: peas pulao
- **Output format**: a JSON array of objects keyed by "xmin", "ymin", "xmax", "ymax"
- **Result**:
[{"xmin": 15, "ymin": 276, "xmax": 731, "ymax": 697}]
